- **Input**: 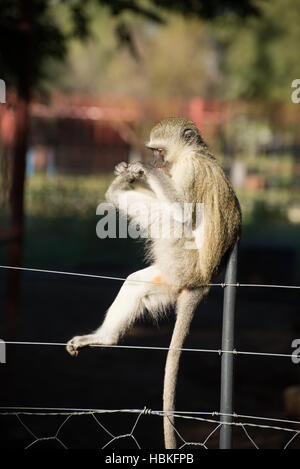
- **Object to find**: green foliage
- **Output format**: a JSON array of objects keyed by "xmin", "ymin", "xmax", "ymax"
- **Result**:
[
  {"xmin": 21, "ymin": 173, "xmax": 144, "ymax": 268},
  {"xmin": 0, "ymin": 0, "xmax": 92, "ymax": 90},
  {"xmin": 1, "ymin": 173, "xmax": 297, "ymax": 269},
  {"xmin": 32, "ymin": 0, "xmax": 300, "ymax": 101},
  {"xmin": 251, "ymin": 199, "xmax": 287, "ymax": 224},
  {"xmin": 0, "ymin": 0, "xmax": 258, "ymax": 93},
  {"xmin": 52, "ymin": 12, "xmax": 222, "ymax": 98},
  {"xmin": 23, "ymin": 171, "xmax": 299, "ymax": 227},
  {"xmin": 145, "ymin": 0, "xmax": 259, "ymax": 19},
  {"xmin": 1, "ymin": 0, "xmax": 297, "ymax": 100},
  {"xmin": 25, "ymin": 174, "xmax": 112, "ymax": 217},
  {"xmin": 237, "ymin": 183, "xmax": 299, "ymax": 225},
  {"xmin": 214, "ymin": 0, "xmax": 300, "ymax": 99}
]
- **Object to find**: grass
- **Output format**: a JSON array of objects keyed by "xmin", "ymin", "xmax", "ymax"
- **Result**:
[
  {"xmin": 1, "ymin": 174, "xmax": 144, "ymax": 270},
  {"xmin": 0, "ymin": 172, "xmax": 299, "ymax": 276},
  {"xmin": 25, "ymin": 174, "xmax": 113, "ymax": 217}
]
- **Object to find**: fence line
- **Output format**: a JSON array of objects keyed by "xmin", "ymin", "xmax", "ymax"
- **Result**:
[
  {"xmin": 1, "ymin": 406, "xmax": 300, "ymax": 449},
  {"xmin": 1, "ymin": 406, "xmax": 300, "ymax": 429},
  {"xmin": 1, "ymin": 264, "xmax": 300, "ymax": 289},
  {"xmin": 1, "ymin": 261, "xmax": 300, "ymax": 449},
  {"xmin": 3, "ymin": 340, "xmax": 300, "ymax": 360}
]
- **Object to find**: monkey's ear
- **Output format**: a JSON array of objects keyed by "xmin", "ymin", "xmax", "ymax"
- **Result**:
[{"xmin": 182, "ymin": 128, "xmax": 195, "ymax": 140}]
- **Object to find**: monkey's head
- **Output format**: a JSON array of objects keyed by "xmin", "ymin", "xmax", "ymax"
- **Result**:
[{"xmin": 146, "ymin": 117, "xmax": 205, "ymax": 169}]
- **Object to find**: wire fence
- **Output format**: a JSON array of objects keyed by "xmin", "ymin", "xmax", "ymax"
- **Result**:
[
  {"xmin": 2, "ymin": 340, "xmax": 300, "ymax": 360},
  {"xmin": 1, "ymin": 260, "xmax": 300, "ymax": 449},
  {"xmin": 1, "ymin": 406, "xmax": 300, "ymax": 449},
  {"xmin": 1, "ymin": 264, "xmax": 300, "ymax": 290}
]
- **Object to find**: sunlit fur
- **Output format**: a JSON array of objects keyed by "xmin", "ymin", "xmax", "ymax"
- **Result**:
[
  {"xmin": 147, "ymin": 117, "xmax": 241, "ymax": 288},
  {"xmin": 66, "ymin": 117, "xmax": 241, "ymax": 449}
]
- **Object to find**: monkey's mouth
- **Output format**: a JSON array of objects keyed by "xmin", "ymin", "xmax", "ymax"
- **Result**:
[
  {"xmin": 145, "ymin": 144, "xmax": 169, "ymax": 170},
  {"xmin": 151, "ymin": 148, "xmax": 166, "ymax": 168}
]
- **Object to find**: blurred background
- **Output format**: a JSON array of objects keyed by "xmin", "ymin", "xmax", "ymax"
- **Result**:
[{"xmin": 0, "ymin": 0, "xmax": 300, "ymax": 449}]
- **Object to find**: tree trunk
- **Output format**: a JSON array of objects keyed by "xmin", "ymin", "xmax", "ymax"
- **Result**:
[{"xmin": 3, "ymin": 0, "xmax": 32, "ymax": 339}]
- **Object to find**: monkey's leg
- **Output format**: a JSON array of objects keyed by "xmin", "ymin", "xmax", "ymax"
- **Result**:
[{"xmin": 66, "ymin": 265, "xmax": 173, "ymax": 356}]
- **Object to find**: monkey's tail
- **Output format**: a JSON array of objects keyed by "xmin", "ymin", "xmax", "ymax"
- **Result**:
[{"xmin": 163, "ymin": 286, "xmax": 209, "ymax": 449}]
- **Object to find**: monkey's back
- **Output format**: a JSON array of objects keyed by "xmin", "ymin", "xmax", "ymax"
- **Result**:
[{"xmin": 150, "ymin": 152, "xmax": 241, "ymax": 289}]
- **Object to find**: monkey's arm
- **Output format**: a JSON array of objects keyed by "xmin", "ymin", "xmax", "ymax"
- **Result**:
[
  {"xmin": 128, "ymin": 162, "xmax": 193, "ymax": 224},
  {"xmin": 105, "ymin": 162, "xmax": 159, "ymax": 228},
  {"xmin": 105, "ymin": 162, "xmax": 153, "ymax": 206},
  {"xmin": 106, "ymin": 162, "xmax": 192, "ymax": 229},
  {"xmin": 129, "ymin": 163, "xmax": 180, "ymax": 204}
]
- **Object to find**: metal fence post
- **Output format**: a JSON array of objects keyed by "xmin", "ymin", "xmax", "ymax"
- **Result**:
[{"xmin": 219, "ymin": 242, "xmax": 238, "ymax": 449}]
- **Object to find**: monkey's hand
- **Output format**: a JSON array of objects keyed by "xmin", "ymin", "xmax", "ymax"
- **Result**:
[
  {"xmin": 114, "ymin": 161, "xmax": 145, "ymax": 183},
  {"xmin": 114, "ymin": 161, "xmax": 129, "ymax": 177},
  {"xmin": 127, "ymin": 162, "xmax": 151, "ymax": 182}
]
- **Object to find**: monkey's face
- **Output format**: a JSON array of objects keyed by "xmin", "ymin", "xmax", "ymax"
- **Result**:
[
  {"xmin": 146, "ymin": 117, "xmax": 203, "ymax": 169},
  {"xmin": 146, "ymin": 146, "xmax": 167, "ymax": 169}
]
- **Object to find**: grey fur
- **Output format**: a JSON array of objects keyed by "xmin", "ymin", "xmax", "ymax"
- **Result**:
[{"xmin": 66, "ymin": 117, "xmax": 241, "ymax": 449}]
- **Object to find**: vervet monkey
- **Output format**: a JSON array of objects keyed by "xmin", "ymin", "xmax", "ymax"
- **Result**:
[{"xmin": 66, "ymin": 117, "xmax": 241, "ymax": 449}]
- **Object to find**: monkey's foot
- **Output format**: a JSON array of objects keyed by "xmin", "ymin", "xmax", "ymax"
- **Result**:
[{"xmin": 66, "ymin": 333, "xmax": 116, "ymax": 356}]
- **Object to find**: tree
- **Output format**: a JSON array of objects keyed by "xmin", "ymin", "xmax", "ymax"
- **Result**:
[
  {"xmin": 0, "ymin": 0, "xmax": 260, "ymax": 92},
  {"xmin": 0, "ymin": 0, "xmax": 259, "ymax": 337},
  {"xmin": 213, "ymin": 0, "xmax": 300, "ymax": 100}
]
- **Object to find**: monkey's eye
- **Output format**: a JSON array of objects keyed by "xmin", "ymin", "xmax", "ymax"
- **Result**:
[{"xmin": 183, "ymin": 128, "xmax": 195, "ymax": 140}]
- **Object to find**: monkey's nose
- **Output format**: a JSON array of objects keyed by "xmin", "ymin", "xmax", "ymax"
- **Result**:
[{"xmin": 153, "ymin": 150, "xmax": 165, "ymax": 167}]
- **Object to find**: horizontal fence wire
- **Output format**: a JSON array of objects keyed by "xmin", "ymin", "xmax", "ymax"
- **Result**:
[
  {"xmin": 1, "ymin": 265, "xmax": 299, "ymax": 360},
  {"xmin": 1, "ymin": 406, "xmax": 300, "ymax": 429},
  {"xmin": 0, "ymin": 407, "xmax": 300, "ymax": 449},
  {"xmin": 2, "ymin": 340, "xmax": 300, "ymax": 360},
  {"xmin": 1, "ymin": 264, "xmax": 300, "ymax": 289},
  {"xmin": 1, "ymin": 263, "xmax": 300, "ymax": 448}
]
